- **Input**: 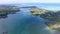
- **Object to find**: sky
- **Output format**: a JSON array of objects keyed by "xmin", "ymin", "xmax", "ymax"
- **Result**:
[{"xmin": 0, "ymin": 0, "xmax": 60, "ymax": 4}]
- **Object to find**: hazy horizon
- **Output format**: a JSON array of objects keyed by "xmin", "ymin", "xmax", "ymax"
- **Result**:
[{"xmin": 0, "ymin": 0, "xmax": 60, "ymax": 4}]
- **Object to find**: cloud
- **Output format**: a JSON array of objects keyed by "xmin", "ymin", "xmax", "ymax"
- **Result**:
[
  {"xmin": 0, "ymin": 0, "xmax": 60, "ymax": 4},
  {"xmin": 0, "ymin": 0, "xmax": 19, "ymax": 4},
  {"xmin": 18, "ymin": 0, "xmax": 60, "ymax": 3}
]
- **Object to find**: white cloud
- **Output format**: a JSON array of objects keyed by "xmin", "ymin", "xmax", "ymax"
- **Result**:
[
  {"xmin": 20, "ymin": 0, "xmax": 60, "ymax": 3},
  {"xmin": 0, "ymin": 0, "xmax": 60, "ymax": 4},
  {"xmin": 0, "ymin": 0, "xmax": 18, "ymax": 4}
]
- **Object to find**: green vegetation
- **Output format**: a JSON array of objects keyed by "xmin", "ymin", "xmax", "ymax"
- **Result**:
[
  {"xmin": 30, "ymin": 8, "xmax": 60, "ymax": 31},
  {"xmin": 0, "ymin": 5, "xmax": 20, "ymax": 18},
  {"xmin": 30, "ymin": 8, "xmax": 47, "ymax": 16}
]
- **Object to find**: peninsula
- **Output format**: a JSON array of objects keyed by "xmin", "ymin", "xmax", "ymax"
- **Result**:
[
  {"xmin": 0, "ymin": 5, "xmax": 20, "ymax": 18},
  {"xmin": 30, "ymin": 8, "xmax": 60, "ymax": 31}
]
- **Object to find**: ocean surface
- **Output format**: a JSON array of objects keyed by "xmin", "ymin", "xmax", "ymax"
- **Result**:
[{"xmin": 0, "ymin": 3, "xmax": 60, "ymax": 34}]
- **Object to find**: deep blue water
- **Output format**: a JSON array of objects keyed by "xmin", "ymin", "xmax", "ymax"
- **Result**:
[{"xmin": 0, "ymin": 4, "xmax": 60, "ymax": 34}]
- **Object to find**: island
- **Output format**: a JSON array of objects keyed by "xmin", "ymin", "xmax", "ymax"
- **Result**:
[
  {"xmin": 0, "ymin": 5, "xmax": 20, "ymax": 18},
  {"xmin": 30, "ymin": 8, "xmax": 60, "ymax": 31}
]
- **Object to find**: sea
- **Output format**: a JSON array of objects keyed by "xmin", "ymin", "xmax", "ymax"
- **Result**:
[{"xmin": 0, "ymin": 3, "xmax": 60, "ymax": 34}]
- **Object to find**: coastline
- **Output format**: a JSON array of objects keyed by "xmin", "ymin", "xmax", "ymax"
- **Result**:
[{"xmin": 53, "ymin": 30, "xmax": 60, "ymax": 34}]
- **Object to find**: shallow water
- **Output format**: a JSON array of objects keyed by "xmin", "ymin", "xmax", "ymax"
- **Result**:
[
  {"xmin": 0, "ymin": 4, "xmax": 60, "ymax": 34},
  {"xmin": 0, "ymin": 8, "xmax": 52, "ymax": 34}
]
